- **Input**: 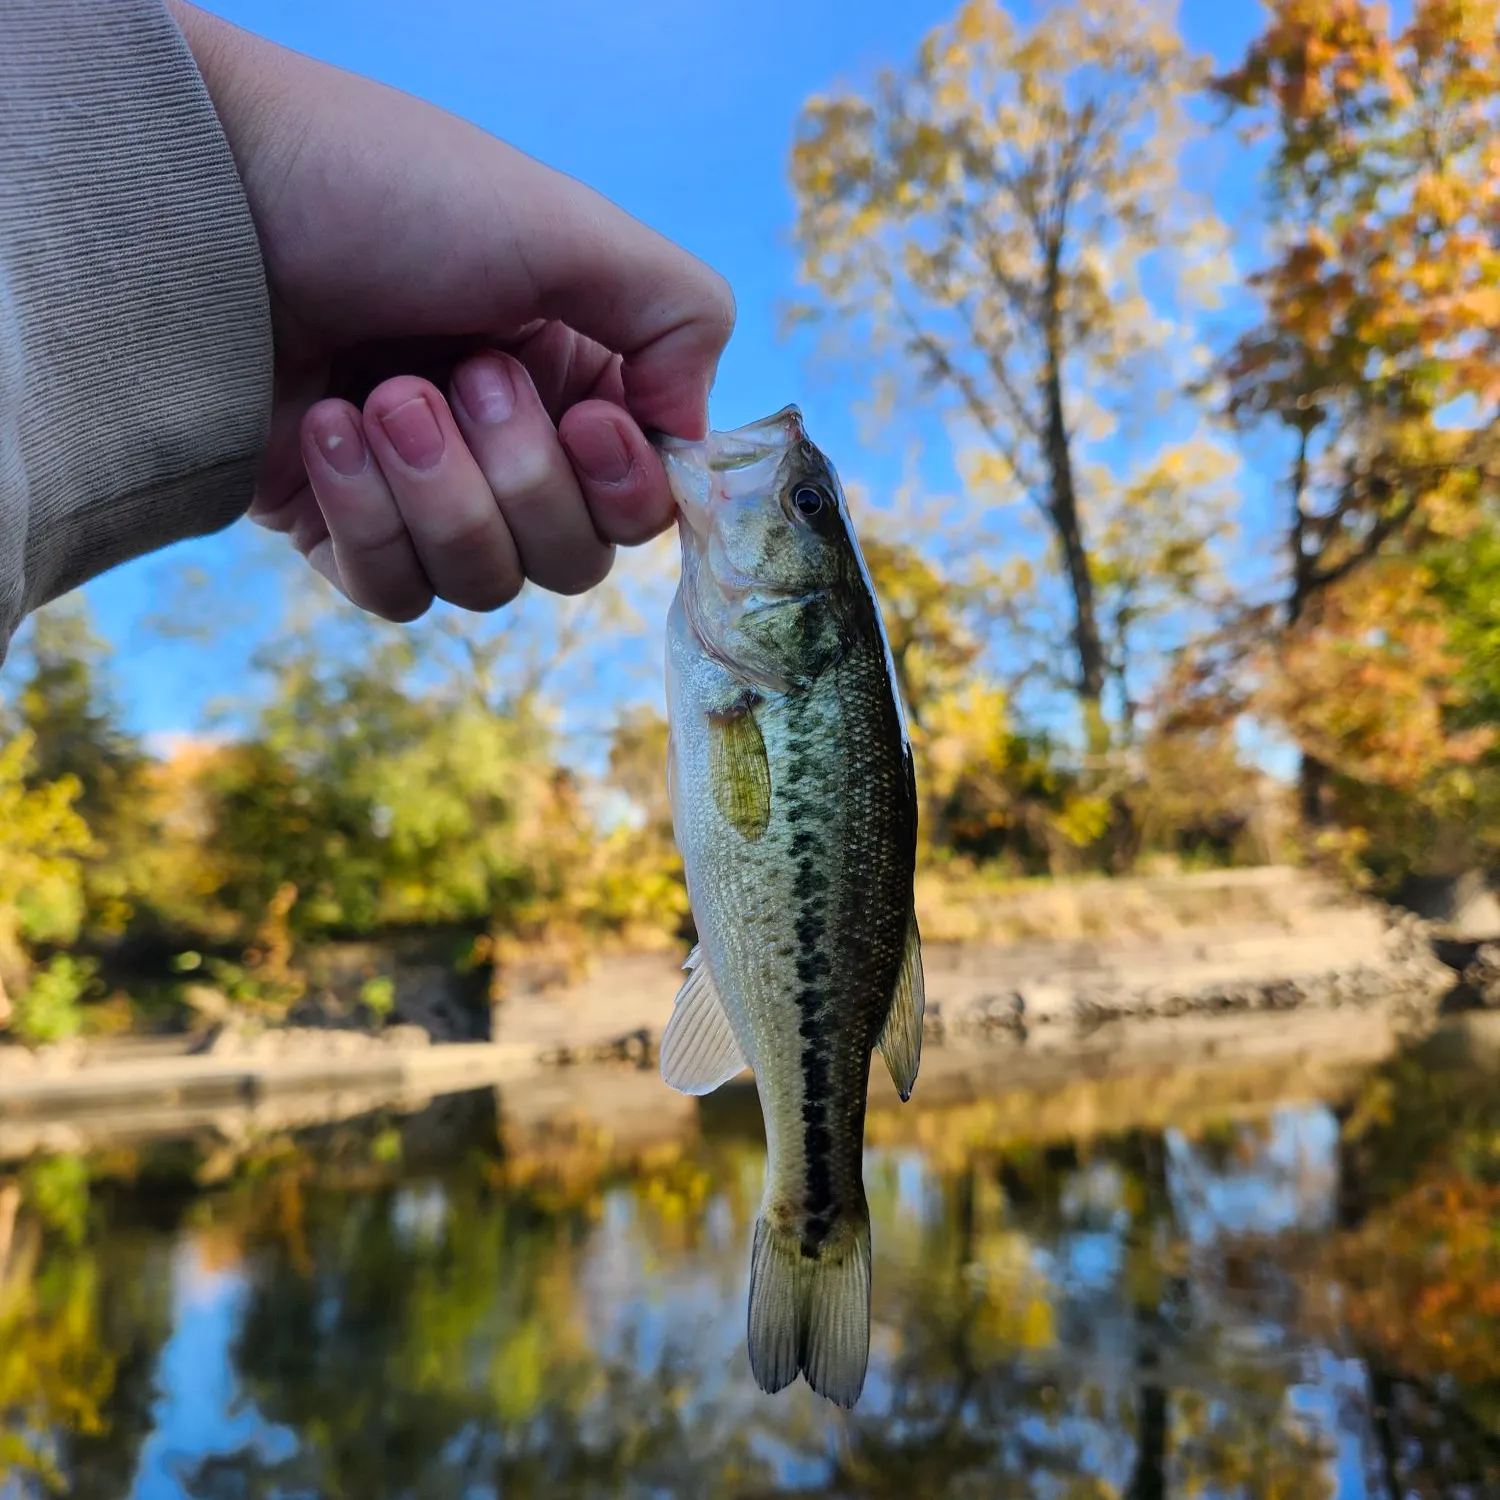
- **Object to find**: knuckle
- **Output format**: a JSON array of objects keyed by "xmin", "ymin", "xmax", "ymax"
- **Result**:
[
  {"xmin": 704, "ymin": 269, "xmax": 737, "ymax": 338},
  {"xmin": 444, "ymin": 566, "xmax": 524, "ymax": 613},
  {"xmin": 427, "ymin": 534, "xmax": 524, "ymax": 612},
  {"xmin": 427, "ymin": 504, "xmax": 508, "ymax": 556},
  {"xmin": 381, "ymin": 593, "xmax": 436, "ymax": 624},
  {"xmin": 348, "ymin": 581, "xmax": 434, "ymax": 623},
  {"xmin": 485, "ymin": 444, "xmax": 565, "ymax": 514},
  {"xmin": 545, "ymin": 543, "xmax": 615, "ymax": 597}
]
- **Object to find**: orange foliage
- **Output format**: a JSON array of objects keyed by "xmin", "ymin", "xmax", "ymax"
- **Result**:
[
  {"xmin": 1266, "ymin": 558, "xmax": 1494, "ymax": 793},
  {"xmin": 1332, "ymin": 1171, "xmax": 1500, "ymax": 1387}
]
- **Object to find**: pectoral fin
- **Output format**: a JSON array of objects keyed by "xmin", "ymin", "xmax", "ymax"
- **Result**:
[
  {"xmin": 660, "ymin": 945, "xmax": 747, "ymax": 1095},
  {"xmin": 876, "ymin": 911, "xmax": 924, "ymax": 1102},
  {"xmin": 708, "ymin": 705, "xmax": 772, "ymax": 840}
]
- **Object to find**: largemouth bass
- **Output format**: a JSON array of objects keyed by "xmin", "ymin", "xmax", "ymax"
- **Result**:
[{"xmin": 655, "ymin": 405, "xmax": 923, "ymax": 1409}]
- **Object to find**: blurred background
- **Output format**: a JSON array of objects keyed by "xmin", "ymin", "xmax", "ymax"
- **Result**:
[{"xmin": 3, "ymin": 1, "xmax": 1500, "ymax": 1496}]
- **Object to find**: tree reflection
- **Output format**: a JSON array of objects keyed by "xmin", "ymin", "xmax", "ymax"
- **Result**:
[
  {"xmin": 5, "ymin": 1051, "xmax": 1499, "ymax": 1498},
  {"xmin": 0, "ymin": 1158, "xmax": 175, "ymax": 1499}
]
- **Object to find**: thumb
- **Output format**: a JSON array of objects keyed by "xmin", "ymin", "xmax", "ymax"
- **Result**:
[
  {"xmin": 170, "ymin": 1, "xmax": 734, "ymax": 441},
  {"xmin": 502, "ymin": 154, "xmax": 736, "ymax": 441}
]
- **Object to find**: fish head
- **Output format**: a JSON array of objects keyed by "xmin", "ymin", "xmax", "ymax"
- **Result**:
[{"xmin": 657, "ymin": 406, "xmax": 872, "ymax": 691}]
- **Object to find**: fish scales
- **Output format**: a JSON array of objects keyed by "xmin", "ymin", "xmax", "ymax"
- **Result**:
[
  {"xmin": 672, "ymin": 622, "xmax": 909, "ymax": 1233},
  {"xmin": 655, "ymin": 405, "xmax": 924, "ymax": 1410}
]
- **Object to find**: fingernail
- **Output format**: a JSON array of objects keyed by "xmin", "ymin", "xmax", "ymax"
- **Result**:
[
  {"xmin": 379, "ymin": 396, "xmax": 445, "ymax": 470},
  {"xmin": 454, "ymin": 356, "xmax": 516, "ymax": 425},
  {"xmin": 566, "ymin": 420, "xmax": 633, "ymax": 485},
  {"xmin": 313, "ymin": 409, "xmax": 368, "ymax": 478}
]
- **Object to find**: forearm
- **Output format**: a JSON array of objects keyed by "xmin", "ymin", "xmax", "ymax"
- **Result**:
[{"xmin": 0, "ymin": 0, "xmax": 272, "ymax": 664}]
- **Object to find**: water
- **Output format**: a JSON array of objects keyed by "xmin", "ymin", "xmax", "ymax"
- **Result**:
[{"xmin": 1, "ymin": 1041, "xmax": 1498, "ymax": 1499}]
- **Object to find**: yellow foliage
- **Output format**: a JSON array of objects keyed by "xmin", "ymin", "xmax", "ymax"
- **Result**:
[
  {"xmin": 1268, "ymin": 557, "xmax": 1490, "ymax": 795},
  {"xmin": 0, "ymin": 731, "xmax": 91, "ymax": 994}
]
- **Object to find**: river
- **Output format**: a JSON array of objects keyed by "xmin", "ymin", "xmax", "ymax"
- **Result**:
[{"xmin": 0, "ymin": 1023, "xmax": 1496, "ymax": 1498}]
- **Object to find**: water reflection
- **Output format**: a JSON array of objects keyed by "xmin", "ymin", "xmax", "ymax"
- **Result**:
[{"xmin": 1, "ymin": 1045, "xmax": 1497, "ymax": 1499}]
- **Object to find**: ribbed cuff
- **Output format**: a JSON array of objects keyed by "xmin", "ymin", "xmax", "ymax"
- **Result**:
[{"xmin": 0, "ymin": 0, "xmax": 272, "ymax": 662}]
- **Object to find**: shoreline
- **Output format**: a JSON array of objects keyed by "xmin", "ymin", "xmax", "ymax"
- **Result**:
[{"xmin": 0, "ymin": 865, "xmax": 1477, "ymax": 1159}]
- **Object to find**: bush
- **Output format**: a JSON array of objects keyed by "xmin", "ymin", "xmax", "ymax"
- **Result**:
[
  {"xmin": 12, "ymin": 955, "xmax": 98, "ymax": 1046},
  {"xmin": 359, "ymin": 975, "xmax": 396, "ymax": 1025}
]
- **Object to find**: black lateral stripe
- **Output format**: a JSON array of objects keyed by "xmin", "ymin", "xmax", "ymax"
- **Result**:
[{"xmin": 783, "ymin": 692, "xmax": 835, "ymax": 1247}]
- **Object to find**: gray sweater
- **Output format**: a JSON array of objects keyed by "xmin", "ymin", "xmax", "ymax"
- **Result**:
[{"xmin": 0, "ymin": 0, "xmax": 273, "ymax": 665}]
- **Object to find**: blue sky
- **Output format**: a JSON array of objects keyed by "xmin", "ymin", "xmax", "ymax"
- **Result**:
[{"xmin": 6, "ymin": 0, "xmax": 1282, "ymax": 747}]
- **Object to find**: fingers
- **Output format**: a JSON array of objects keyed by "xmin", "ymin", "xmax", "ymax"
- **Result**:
[
  {"xmin": 298, "ymin": 401, "xmax": 434, "ymax": 620},
  {"xmin": 298, "ymin": 355, "xmax": 677, "ymax": 623},
  {"xmin": 449, "ymin": 354, "xmax": 613, "ymax": 594},
  {"xmin": 363, "ymin": 380, "xmax": 526, "ymax": 612},
  {"xmin": 558, "ymin": 401, "xmax": 677, "ymax": 547},
  {"xmin": 301, "ymin": 387, "xmax": 523, "ymax": 621},
  {"xmin": 457, "ymin": 334, "xmax": 675, "ymax": 546}
]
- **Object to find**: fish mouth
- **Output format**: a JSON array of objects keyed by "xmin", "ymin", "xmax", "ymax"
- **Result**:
[
  {"xmin": 703, "ymin": 405, "xmax": 806, "ymax": 472},
  {"xmin": 652, "ymin": 405, "xmax": 805, "ymax": 463},
  {"xmin": 655, "ymin": 406, "xmax": 807, "ymax": 534}
]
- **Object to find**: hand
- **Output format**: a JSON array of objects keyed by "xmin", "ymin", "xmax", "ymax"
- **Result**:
[{"xmin": 167, "ymin": 1, "xmax": 734, "ymax": 621}]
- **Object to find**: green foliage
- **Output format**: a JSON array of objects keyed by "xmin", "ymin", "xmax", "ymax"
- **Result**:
[
  {"xmin": 19, "ymin": 1156, "xmax": 92, "ymax": 1248},
  {"xmin": 11, "ymin": 956, "xmax": 98, "ymax": 1047},
  {"xmin": 1426, "ymin": 516, "xmax": 1500, "ymax": 736},
  {"xmin": 0, "ymin": 732, "xmax": 91, "ymax": 961},
  {"xmin": 359, "ymin": 975, "xmax": 396, "ymax": 1023},
  {"xmin": 8, "ymin": 602, "xmax": 161, "ymax": 940}
]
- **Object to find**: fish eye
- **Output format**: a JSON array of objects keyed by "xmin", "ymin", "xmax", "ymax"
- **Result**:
[{"xmin": 791, "ymin": 485, "xmax": 829, "ymax": 519}]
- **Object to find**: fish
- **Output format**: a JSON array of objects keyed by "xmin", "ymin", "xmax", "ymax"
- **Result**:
[{"xmin": 653, "ymin": 404, "xmax": 924, "ymax": 1409}]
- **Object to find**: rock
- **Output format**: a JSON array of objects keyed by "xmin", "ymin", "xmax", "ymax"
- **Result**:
[
  {"xmin": 616, "ymin": 1029, "xmax": 650, "ymax": 1065},
  {"xmin": 1394, "ymin": 870, "xmax": 1500, "ymax": 941},
  {"xmin": 1015, "ymin": 982, "xmax": 1074, "ymax": 1025},
  {"xmin": 35, "ymin": 1039, "xmax": 88, "ymax": 1073},
  {"xmin": 382, "ymin": 1024, "xmax": 432, "ymax": 1051},
  {"xmin": 179, "ymin": 984, "xmax": 232, "ymax": 1025},
  {"xmin": 1461, "ymin": 942, "xmax": 1500, "ymax": 1008}
]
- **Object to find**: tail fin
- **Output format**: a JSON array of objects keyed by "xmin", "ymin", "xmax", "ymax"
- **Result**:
[{"xmin": 747, "ymin": 1209, "xmax": 871, "ymax": 1409}]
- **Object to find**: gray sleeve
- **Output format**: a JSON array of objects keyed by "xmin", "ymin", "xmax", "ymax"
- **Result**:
[{"xmin": 0, "ymin": 0, "xmax": 272, "ymax": 665}]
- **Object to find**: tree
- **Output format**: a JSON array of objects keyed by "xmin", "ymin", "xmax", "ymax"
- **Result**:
[
  {"xmin": 0, "ymin": 1158, "xmax": 176, "ymax": 1499},
  {"xmin": 860, "ymin": 531, "xmax": 1009, "ymax": 732},
  {"xmin": 1082, "ymin": 440, "xmax": 1238, "ymax": 745},
  {"xmin": 790, "ymin": 0, "xmax": 1226, "ymax": 744},
  {"xmin": 1212, "ymin": 0, "xmax": 1500, "ymax": 821},
  {"xmin": 0, "ymin": 732, "xmax": 91, "ymax": 1026},
  {"xmin": 859, "ymin": 532, "xmax": 1106, "ymax": 872},
  {"xmin": 8, "ymin": 600, "xmax": 154, "ymax": 938}
]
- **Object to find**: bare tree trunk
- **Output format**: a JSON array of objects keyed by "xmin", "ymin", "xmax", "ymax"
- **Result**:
[
  {"xmin": 1127, "ymin": 1379, "xmax": 1168, "ymax": 1500},
  {"xmin": 1042, "ymin": 356, "xmax": 1107, "ymax": 711},
  {"xmin": 1297, "ymin": 754, "xmax": 1330, "ymax": 827},
  {"xmin": 1042, "ymin": 257, "xmax": 1134, "ymax": 870},
  {"xmin": 1286, "ymin": 427, "xmax": 1332, "ymax": 831}
]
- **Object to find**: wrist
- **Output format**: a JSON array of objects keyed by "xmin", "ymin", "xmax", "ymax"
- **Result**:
[{"xmin": 162, "ymin": 1, "xmax": 290, "ymax": 217}]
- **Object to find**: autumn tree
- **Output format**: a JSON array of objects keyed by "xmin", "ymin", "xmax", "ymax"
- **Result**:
[
  {"xmin": 790, "ymin": 0, "xmax": 1226, "ymax": 747},
  {"xmin": 1213, "ymin": 0, "xmax": 1500, "ymax": 822},
  {"xmin": 0, "ymin": 733, "xmax": 91, "ymax": 1026},
  {"xmin": 860, "ymin": 530, "xmax": 1109, "ymax": 871},
  {"xmin": 6, "ymin": 600, "xmax": 157, "ymax": 937},
  {"xmin": 1083, "ymin": 439, "xmax": 1238, "ymax": 743}
]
